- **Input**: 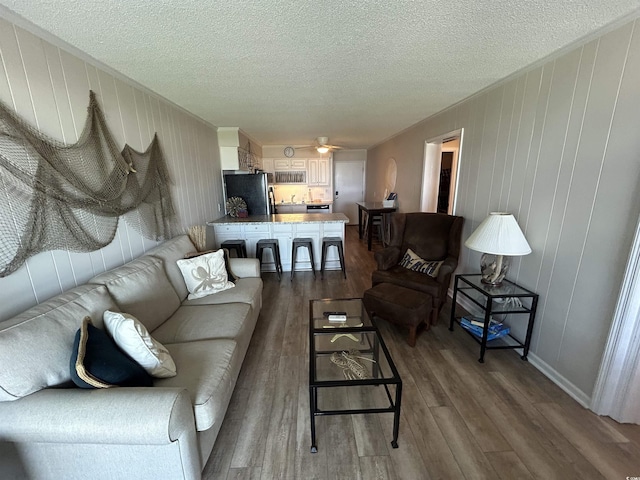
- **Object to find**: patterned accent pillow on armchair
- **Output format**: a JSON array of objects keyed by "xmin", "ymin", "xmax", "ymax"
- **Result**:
[{"xmin": 399, "ymin": 248, "xmax": 443, "ymax": 277}]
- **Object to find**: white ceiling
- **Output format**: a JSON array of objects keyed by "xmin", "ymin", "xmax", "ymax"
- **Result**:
[{"xmin": 2, "ymin": 1, "xmax": 640, "ymax": 149}]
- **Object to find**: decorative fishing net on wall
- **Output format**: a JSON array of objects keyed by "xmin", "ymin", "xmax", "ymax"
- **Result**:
[{"xmin": 0, "ymin": 90, "xmax": 177, "ymax": 277}]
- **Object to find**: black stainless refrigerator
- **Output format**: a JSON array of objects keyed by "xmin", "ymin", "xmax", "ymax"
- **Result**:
[{"xmin": 223, "ymin": 173, "xmax": 271, "ymax": 215}]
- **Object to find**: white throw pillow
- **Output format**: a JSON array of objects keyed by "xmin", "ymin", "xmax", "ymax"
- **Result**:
[
  {"xmin": 176, "ymin": 249, "xmax": 235, "ymax": 300},
  {"xmin": 103, "ymin": 310, "xmax": 177, "ymax": 378},
  {"xmin": 399, "ymin": 248, "xmax": 443, "ymax": 278}
]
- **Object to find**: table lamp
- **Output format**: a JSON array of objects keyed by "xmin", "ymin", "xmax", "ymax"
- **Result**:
[{"xmin": 464, "ymin": 212, "xmax": 531, "ymax": 286}]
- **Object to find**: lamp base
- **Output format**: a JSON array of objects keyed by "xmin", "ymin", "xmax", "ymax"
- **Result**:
[{"xmin": 480, "ymin": 253, "xmax": 510, "ymax": 286}]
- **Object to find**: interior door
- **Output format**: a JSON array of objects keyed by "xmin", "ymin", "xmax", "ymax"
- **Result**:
[{"xmin": 333, "ymin": 160, "xmax": 365, "ymax": 225}]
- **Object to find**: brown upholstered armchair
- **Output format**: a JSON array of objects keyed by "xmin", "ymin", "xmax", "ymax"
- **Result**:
[{"xmin": 372, "ymin": 212, "xmax": 464, "ymax": 324}]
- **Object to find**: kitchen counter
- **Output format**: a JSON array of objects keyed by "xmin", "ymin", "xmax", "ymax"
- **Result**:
[
  {"xmin": 207, "ymin": 213, "xmax": 348, "ymax": 273},
  {"xmin": 207, "ymin": 213, "xmax": 347, "ymax": 224},
  {"xmin": 277, "ymin": 200, "xmax": 333, "ymax": 206}
]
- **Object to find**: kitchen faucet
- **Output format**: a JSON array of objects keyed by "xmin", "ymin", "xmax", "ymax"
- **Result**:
[{"xmin": 291, "ymin": 194, "xmax": 295, "ymax": 203}]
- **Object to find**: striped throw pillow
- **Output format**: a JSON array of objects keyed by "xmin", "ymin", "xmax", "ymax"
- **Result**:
[{"xmin": 399, "ymin": 249, "xmax": 443, "ymax": 278}]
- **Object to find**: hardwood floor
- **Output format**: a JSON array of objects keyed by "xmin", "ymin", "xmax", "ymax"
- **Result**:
[{"xmin": 204, "ymin": 225, "xmax": 640, "ymax": 480}]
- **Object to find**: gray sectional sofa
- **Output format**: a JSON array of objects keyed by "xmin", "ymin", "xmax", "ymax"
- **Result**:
[{"xmin": 0, "ymin": 235, "xmax": 263, "ymax": 479}]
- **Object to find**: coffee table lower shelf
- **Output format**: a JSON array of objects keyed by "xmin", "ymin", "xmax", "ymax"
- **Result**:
[{"xmin": 309, "ymin": 380, "xmax": 402, "ymax": 453}]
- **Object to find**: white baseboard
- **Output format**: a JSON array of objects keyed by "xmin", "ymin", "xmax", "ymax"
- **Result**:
[
  {"xmin": 449, "ymin": 289, "xmax": 591, "ymax": 408},
  {"xmin": 526, "ymin": 353, "xmax": 590, "ymax": 407}
]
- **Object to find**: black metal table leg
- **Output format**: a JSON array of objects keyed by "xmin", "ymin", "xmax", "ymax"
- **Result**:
[
  {"xmin": 309, "ymin": 385, "xmax": 317, "ymax": 453},
  {"xmin": 373, "ymin": 334, "xmax": 380, "ymax": 379},
  {"xmin": 478, "ymin": 299, "xmax": 493, "ymax": 363},
  {"xmin": 521, "ymin": 295, "xmax": 539, "ymax": 361},
  {"xmin": 391, "ymin": 382, "xmax": 402, "ymax": 448},
  {"xmin": 449, "ymin": 276, "xmax": 459, "ymax": 331}
]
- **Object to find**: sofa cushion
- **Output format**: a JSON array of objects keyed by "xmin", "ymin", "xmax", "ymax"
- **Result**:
[
  {"xmin": 71, "ymin": 317, "xmax": 153, "ymax": 388},
  {"xmin": 182, "ymin": 277, "xmax": 262, "ymax": 312},
  {"xmin": 103, "ymin": 311, "xmax": 177, "ymax": 378},
  {"xmin": 89, "ymin": 256, "xmax": 181, "ymax": 332},
  {"xmin": 176, "ymin": 250, "xmax": 235, "ymax": 300},
  {"xmin": 227, "ymin": 257, "xmax": 261, "ymax": 279},
  {"xmin": 156, "ymin": 339, "xmax": 242, "ymax": 431},
  {"xmin": 146, "ymin": 235, "xmax": 198, "ymax": 300},
  {"xmin": 0, "ymin": 284, "xmax": 116, "ymax": 401},
  {"xmin": 151, "ymin": 303, "xmax": 253, "ymax": 345}
]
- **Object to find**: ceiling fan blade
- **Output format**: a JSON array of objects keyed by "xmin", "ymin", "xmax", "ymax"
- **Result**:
[{"xmin": 295, "ymin": 138, "xmax": 345, "ymax": 152}]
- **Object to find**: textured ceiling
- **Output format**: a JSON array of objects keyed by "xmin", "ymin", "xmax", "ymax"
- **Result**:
[{"xmin": 2, "ymin": 1, "xmax": 640, "ymax": 149}]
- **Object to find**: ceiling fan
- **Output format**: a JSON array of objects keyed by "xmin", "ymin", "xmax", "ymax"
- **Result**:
[{"xmin": 298, "ymin": 136, "xmax": 343, "ymax": 153}]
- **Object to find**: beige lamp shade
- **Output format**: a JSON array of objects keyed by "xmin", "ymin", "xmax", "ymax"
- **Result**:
[
  {"xmin": 465, "ymin": 212, "xmax": 531, "ymax": 285},
  {"xmin": 465, "ymin": 212, "xmax": 531, "ymax": 256}
]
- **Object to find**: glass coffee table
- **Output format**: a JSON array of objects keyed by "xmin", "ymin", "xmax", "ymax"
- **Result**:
[{"xmin": 309, "ymin": 298, "xmax": 402, "ymax": 453}]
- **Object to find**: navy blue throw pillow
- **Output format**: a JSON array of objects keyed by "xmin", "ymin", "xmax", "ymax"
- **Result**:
[{"xmin": 70, "ymin": 317, "xmax": 153, "ymax": 389}]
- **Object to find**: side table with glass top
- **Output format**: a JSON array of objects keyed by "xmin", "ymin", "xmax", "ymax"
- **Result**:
[
  {"xmin": 309, "ymin": 298, "xmax": 402, "ymax": 453},
  {"xmin": 449, "ymin": 274, "xmax": 539, "ymax": 363}
]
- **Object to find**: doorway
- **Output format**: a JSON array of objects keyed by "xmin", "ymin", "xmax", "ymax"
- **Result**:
[
  {"xmin": 438, "ymin": 151, "xmax": 454, "ymax": 213},
  {"xmin": 420, "ymin": 129, "xmax": 463, "ymax": 214},
  {"xmin": 333, "ymin": 159, "xmax": 365, "ymax": 225}
]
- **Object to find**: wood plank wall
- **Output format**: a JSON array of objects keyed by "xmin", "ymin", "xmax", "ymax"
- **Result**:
[
  {"xmin": 366, "ymin": 17, "xmax": 640, "ymax": 404},
  {"xmin": 0, "ymin": 16, "xmax": 224, "ymax": 322}
]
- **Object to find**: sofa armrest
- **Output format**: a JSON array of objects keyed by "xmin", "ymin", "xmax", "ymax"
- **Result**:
[
  {"xmin": 374, "ymin": 247, "xmax": 402, "ymax": 271},
  {"xmin": 0, "ymin": 387, "xmax": 194, "ymax": 445},
  {"xmin": 229, "ymin": 258, "xmax": 260, "ymax": 278}
]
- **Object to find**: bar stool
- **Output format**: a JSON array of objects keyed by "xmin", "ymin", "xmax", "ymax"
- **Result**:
[
  {"xmin": 221, "ymin": 239, "xmax": 247, "ymax": 258},
  {"xmin": 256, "ymin": 239, "xmax": 282, "ymax": 280},
  {"xmin": 291, "ymin": 238, "xmax": 316, "ymax": 280},
  {"xmin": 321, "ymin": 237, "xmax": 346, "ymax": 279},
  {"xmin": 365, "ymin": 213, "xmax": 382, "ymax": 239}
]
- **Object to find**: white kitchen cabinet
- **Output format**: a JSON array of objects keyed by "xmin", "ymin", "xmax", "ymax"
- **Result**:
[
  {"xmin": 212, "ymin": 224, "xmax": 243, "ymax": 247},
  {"xmin": 209, "ymin": 218, "xmax": 346, "ymax": 273},
  {"xmin": 213, "ymin": 224, "xmax": 270, "ymax": 258},
  {"xmin": 320, "ymin": 222, "xmax": 344, "ymax": 269},
  {"xmin": 262, "ymin": 158, "xmax": 274, "ymax": 174},
  {"xmin": 218, "ymin": 128, "xmax": 244, "ymax": 170},
  {"xmin": 290, "ymin": 158, "xmax": 307, "ymax": 170},
  {"xmin": 273, "ymin": 158, "xmax": 307, "ymax": 184},
  {"xmin": 271, "ymin": 224, "xmax": 293, "ymax": 272},
  {"xmin": 292, "ymin": 224, "xmax": 321, "ymax": 271},
  {"xmin": 274, "ymin": 158, "xmax": 307, "ymax": 170},
  {"xmin": 274, "ymin": 158, "xmax": 289, "ymax": 170},
  {"xmin": 308, "ymin": 158, "xmax": 331, "ymax": 186},
  {"xmin": 242, "ymin": 224, "xmax": 270, "ymax": 257}
]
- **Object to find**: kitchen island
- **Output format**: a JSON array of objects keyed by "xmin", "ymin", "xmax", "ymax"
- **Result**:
[{"xmin": 207, "ymin": 213, "xmax": 349, "ymax": 273}]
